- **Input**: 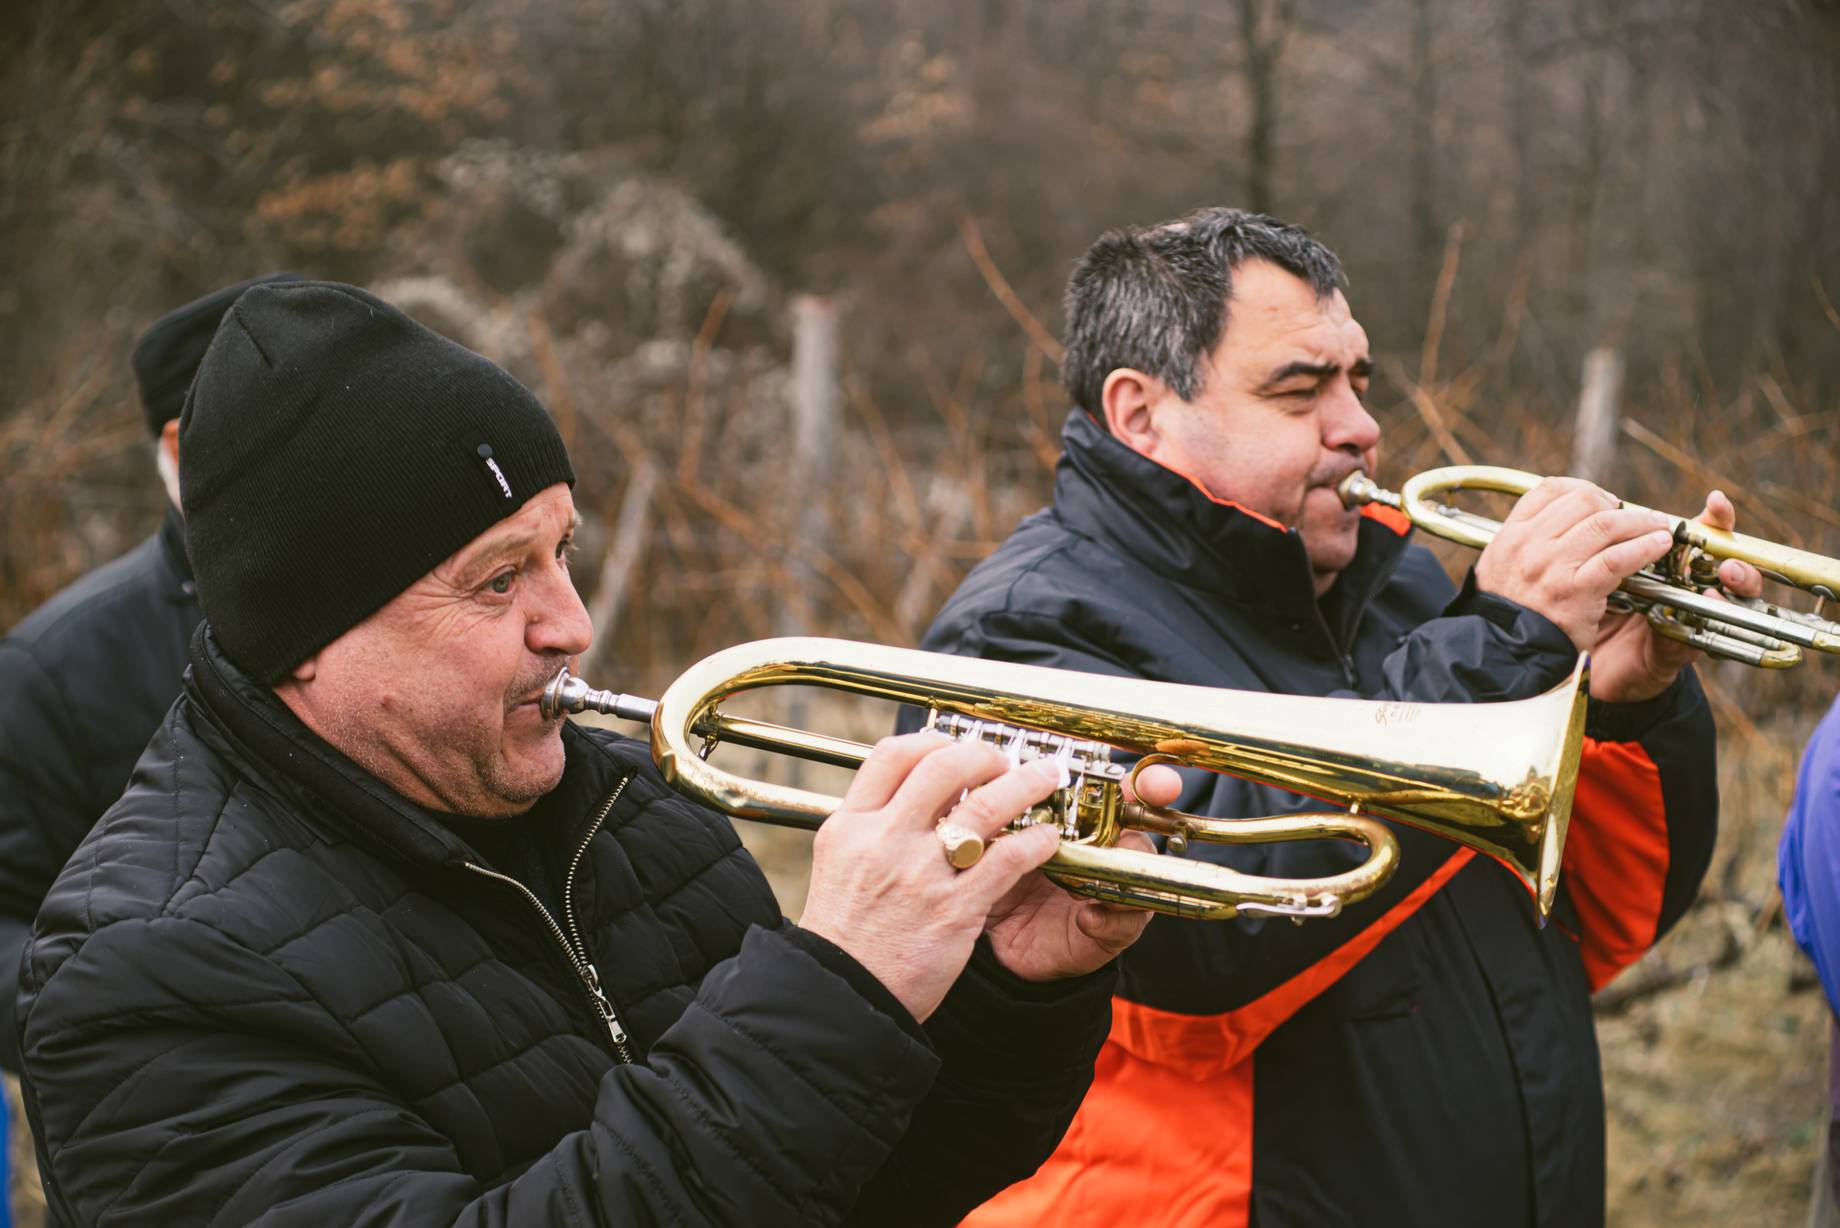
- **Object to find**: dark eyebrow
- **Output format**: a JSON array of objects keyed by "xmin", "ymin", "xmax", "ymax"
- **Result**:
[
  {"xmin": 1257, "ymin": 357, "xmax": 1374, "ymax": 391},
  {"xmin": 1257, "ymin": 360, "xmax": 1336, "ymax": 390}
]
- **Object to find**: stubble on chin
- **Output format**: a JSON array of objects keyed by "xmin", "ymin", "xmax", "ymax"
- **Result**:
[
  {"xmin": 485, "ymin": 715, "xmax": 569, "ymax": 810},
  {"xmin": 476, "ymin": 658, "xmax": 579, "ymax": 813},
  {"xmin": 1298, "ymin": 486, "xmax": 1364, "ymax": 577}
]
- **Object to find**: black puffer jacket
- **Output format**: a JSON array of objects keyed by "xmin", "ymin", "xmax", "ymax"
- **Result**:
[
  {"xmin": 915, "ymin": 412, "xmax": 1718, "ymax": 1228},
  {"xmin": 0, "ymin": 510, "xmax": 199, "ymax": 1072},
  {"xmin": 17, "ymin": 627, "xmax": 1114, "ymax": 1227}
]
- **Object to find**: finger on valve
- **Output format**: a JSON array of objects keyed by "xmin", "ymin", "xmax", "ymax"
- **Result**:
[
  {"xmin": 841, "ymin": 731, "xmax": 953, "ymax": 812},
  {"xmin": 887, "ymin": 741, "xmax": 1018, "ymax": 835}
]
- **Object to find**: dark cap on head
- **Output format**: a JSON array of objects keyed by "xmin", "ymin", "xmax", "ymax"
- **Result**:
[
  {"xmin": 131, "ymin": 272, "xmax": 304, "ymax": 436},
  {"xmin": 179, "ymin": 280, "xmax": 575, "ymax": 683}
]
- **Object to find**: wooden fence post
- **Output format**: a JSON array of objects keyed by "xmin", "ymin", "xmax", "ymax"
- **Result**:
[
  {"xmin": 783, "ymin": 295, "xmax": 838, "ymax": 636},
  {"xmin": 779, "ymin": 297, "xmax": 839, "ymax": 784},
  {"xmin": 1572, "ymin": 346, "xmax": 1624, "ymax": 485},
  {"xmin": 582, "ymin": 463, "xmax": 658, "ymax": 678}
]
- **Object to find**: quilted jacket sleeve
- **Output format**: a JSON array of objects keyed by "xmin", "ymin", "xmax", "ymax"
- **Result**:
[{"xmin": 21, "ymin": 914, "xmax": 944, "ymax": 1228}]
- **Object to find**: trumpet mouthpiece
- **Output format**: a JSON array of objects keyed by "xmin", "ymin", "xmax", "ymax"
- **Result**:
[{"xmin": 1336, "ymin": 471, "xmax": 1399, "ymax": 511}]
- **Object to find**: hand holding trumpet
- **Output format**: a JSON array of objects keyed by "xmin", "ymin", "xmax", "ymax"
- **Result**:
[
  {"xmin": 1472, "ymin": 479, "xmax": 1764, "ymax": 702},
  {"xmin": 1342, "ymin": 467, "xmax": 1816, "ymax": 700},
  {"xmin": 1585, "ymin": 489, "xmax": 1764, "ymax": 702}
]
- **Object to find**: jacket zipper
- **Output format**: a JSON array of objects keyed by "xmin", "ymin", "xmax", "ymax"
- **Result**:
[
  {"xmin": 462, "ymin": 775, "xmax": 635, "ymax": 1063},
  {"xmin": 1339, "ymin": 594, "xmax": 1377, "ymax": 690},
  {"xmin": 1309, "ymin": 606, "xmax": 1359, "ymax": 688}
]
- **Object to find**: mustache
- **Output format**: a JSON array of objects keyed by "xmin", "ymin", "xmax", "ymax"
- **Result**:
[
  {"xmin": 508, "ymin": 655, "xmax": 574, "ymax": 710},
  {"xmin": 1308, "ymin": 456, "xmax": 1369, "ymax": 490}
]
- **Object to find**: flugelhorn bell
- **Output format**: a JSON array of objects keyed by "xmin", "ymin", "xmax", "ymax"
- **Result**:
[{"xmin": 543, "ymin": 637, "xmax": 1589, "ymax": 922}]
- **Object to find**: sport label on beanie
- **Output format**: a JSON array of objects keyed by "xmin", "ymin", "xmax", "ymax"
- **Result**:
[{"xmin": 477, "ymin": 443, "xmax": 514, "ymax": 499}]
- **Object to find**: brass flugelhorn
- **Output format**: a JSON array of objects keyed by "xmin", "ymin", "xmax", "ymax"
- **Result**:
[
  {"xmin": 542, "ymin": 637, "xmax": 1589, "ymax": 922},
  {"xmin": 1341, "ymin": 465, "xmax": 1840, "ymax": 670}
]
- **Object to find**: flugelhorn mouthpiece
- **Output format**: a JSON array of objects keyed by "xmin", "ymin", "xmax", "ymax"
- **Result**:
[{"xmin": 540, "ymin": 668, "xmax": 660, "ymax": 724}]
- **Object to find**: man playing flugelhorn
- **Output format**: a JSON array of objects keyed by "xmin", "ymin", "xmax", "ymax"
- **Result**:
[
  {"xmin": 15, "ymin": 281, "xmax": 1180, "ymax": 1226},
  {"xmin": 912, "ymin": 208, "xmax": 1752, "ymax": 1228}
]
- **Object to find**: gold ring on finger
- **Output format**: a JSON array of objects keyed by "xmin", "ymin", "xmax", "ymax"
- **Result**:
[{"xmin": 935, "ymin": 821, "xmax": 986, "ymax": 870}]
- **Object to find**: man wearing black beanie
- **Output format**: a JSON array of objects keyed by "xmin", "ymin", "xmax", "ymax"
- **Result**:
[
  {"xmin": 15, "ymin": 280, "xmax": 1174, "ymax": 1226},
  {"xmin": 0, "ymin": 272, "xmax": 299, "ymax": 1082}
]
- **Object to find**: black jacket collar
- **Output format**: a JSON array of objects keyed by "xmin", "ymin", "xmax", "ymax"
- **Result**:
[
  {"xmin": 1050, "ymin": 410, "xmax": 1412, "ymax": 646},
  {"xmin": 183, "ymin": 624, "xmax": 616, "ymax": 872}
]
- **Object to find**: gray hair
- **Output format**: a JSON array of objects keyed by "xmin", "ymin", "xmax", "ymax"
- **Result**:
[{"xmin": 1060, "ymin": 207, "xmax": 1346, "ymax": 419}]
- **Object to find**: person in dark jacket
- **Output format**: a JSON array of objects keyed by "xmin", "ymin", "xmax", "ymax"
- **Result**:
[
  {"xmin": 16, "ymin": 280, "xmax": 1176, "ymax": 1228},
  {"xmin": 0, "ymin": 271, "xmax": 299, "ymax": 1076},
  {"xmin": 911, "ymin": 208, "xmax": 1755, "ymax": 1227}
]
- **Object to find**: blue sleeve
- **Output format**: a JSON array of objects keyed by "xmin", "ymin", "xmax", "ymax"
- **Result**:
[{"xmin": 1781, "ymin": 695, "xmax": 1840, "ymax": 1015}]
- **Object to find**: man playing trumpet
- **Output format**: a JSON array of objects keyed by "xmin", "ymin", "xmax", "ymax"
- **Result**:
[
  {"xmin": 913, "ymin": 207, "xmax": 1754, "ymax": 1227},
  {"xmin": 15, "ymin": 281, "xmax": 1180, "ymax": 1226}
]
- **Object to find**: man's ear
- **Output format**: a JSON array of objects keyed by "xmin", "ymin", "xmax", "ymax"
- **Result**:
[
  {"xmin": 157, "ymin": 418, "xmax": 184, "ymax": 512},
  {"xmin": 270, "ymin": 651, "xmax": 321, "ymax": 726},
  {"xmin": 1101, "ymin": 368, "xmax": 1164, "ymax": 457}
]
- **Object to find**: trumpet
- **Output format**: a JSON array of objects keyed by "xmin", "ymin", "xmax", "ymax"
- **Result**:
[
  {"xmin": 542, "ymin": 637, "xmax": 1589, "ymax": 922},
  {"xmin": 1340, "ymin": 465, "xmax": 1840, "ymax": 670}
]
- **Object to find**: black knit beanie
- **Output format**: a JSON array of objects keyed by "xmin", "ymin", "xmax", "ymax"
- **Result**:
[
  {"xmin": 179, "ymin": 280, "xmax": 575, "ymax": 683},
  {"xmin": 131, "ymin": 272, "xmax": 303, "ymax": 436}
]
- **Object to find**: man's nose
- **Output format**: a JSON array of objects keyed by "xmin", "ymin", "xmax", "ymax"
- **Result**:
[
  {"xmin": 528, "ymin": 563, "xmax": 594, "ymax": 659},
  {"xmin": 1323, "ymin": 382, "xmax": 1381, "ymax": 454}
]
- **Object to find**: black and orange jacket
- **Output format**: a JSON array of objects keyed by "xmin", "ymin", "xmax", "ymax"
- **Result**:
[{"xmin": 912, "ymin": 412, "xmax": 1718, "ymax": 1228}]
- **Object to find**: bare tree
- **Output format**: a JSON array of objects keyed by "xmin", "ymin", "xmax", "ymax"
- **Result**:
[
  {"xmin": 1234, "ymin": 0, "xmax": 1298, "ymax": 213},
  {"xmin": 1408, "ymin": 0, "xmax": 1442, "ymax": 319}
]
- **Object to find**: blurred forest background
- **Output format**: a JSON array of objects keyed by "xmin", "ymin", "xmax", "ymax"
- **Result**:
[{"xmin": 4, "ymin": 0, "xmax": 1840, "ymax": 1223}]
